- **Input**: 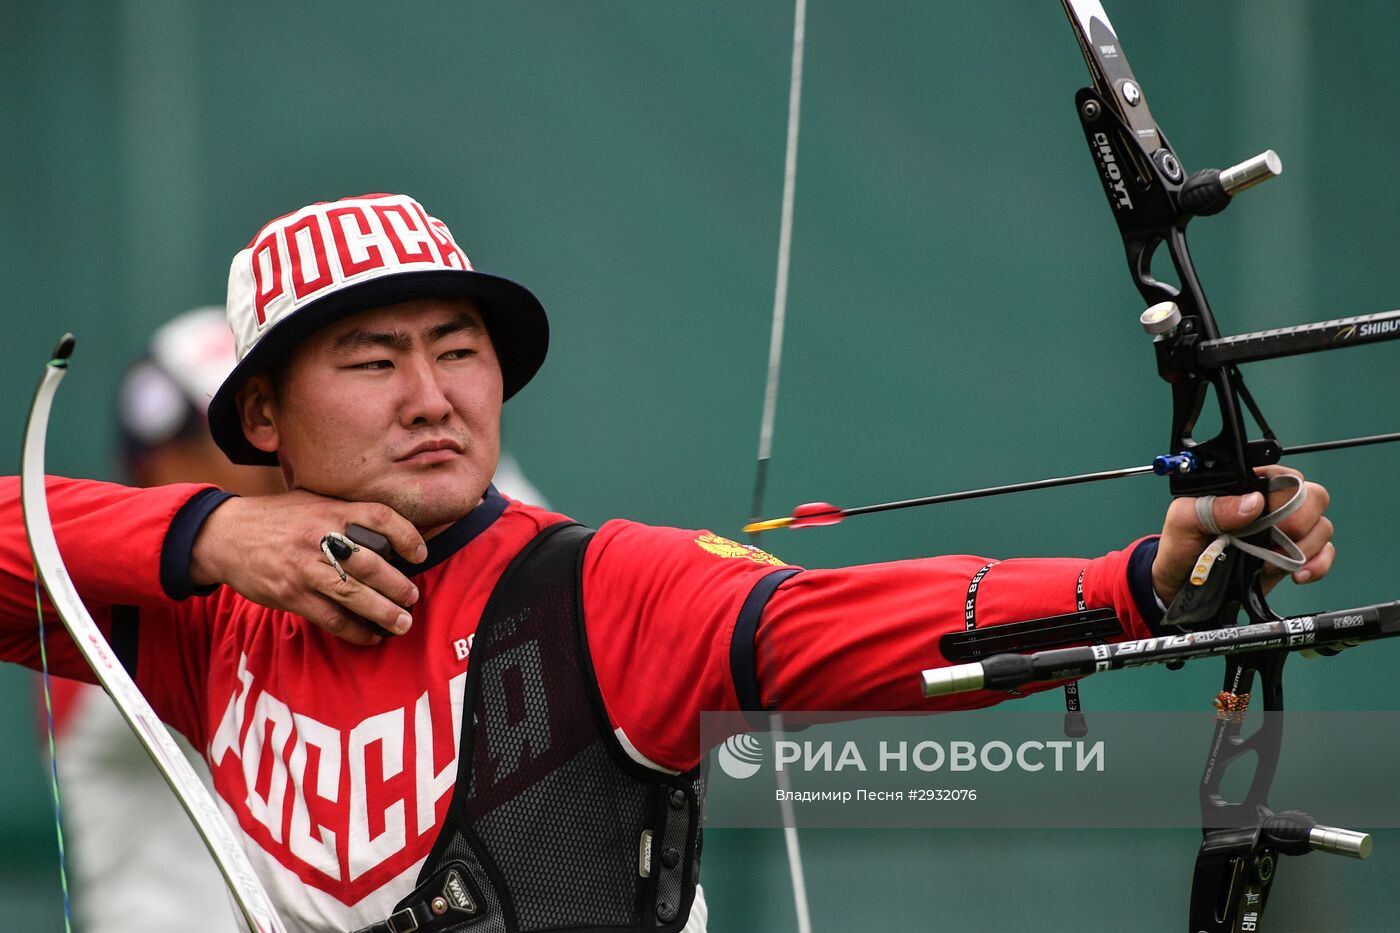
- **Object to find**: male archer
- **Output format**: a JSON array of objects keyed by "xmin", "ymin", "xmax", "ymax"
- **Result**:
[{"xmin": 0, "ymin": 193, "xmax": 1334, "ymax": 933}]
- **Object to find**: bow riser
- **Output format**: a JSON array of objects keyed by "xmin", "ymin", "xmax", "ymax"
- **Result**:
[{"xmin": 1073, "ymin": 85, "xmax": 1278, "ymax": 503}]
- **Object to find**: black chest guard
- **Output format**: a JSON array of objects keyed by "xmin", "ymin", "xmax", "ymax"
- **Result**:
[{"xmin": 355, "ymin": 522, "xmax": 703, "ymax": 933}]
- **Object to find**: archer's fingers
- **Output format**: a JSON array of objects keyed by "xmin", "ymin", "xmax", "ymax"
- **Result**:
[
  {"xmin": 1250, "ymin": 465, "xmax": 1330, "ymax": 530},
  {"xmin": 291, "ymin": 595, "xmax": 385, "ymax": 646},
  {"xmin": 1202, "ymin": 490, "xmax": 1266, "ymax": 535},
  {"xmin": 313, "ymin": 563, "xmax": 414, "ymax": 636},
  {"xmin": 1262, "ymin": 541, "xmax": 1336, "ymax": 590},
  {"xmin": 1206, "ymin": 467, "xmax": 1328, "ymax": 537},
  {"xmin": 1291, "ymin": 528, "xmax": 1336, "ymax": 584},
  {"xmin": 344, "ymin": 503, "xmax": 427, "ymax": 564},
  {"xmin": 332, "ymin": 544, "xmax": 420, "ymax": 611},
  {"xmin": 1273, "ymin": 481, "xmax": 1331, "ymax": 543}
]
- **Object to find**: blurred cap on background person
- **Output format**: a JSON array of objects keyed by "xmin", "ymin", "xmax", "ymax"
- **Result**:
[{"xmin": 116, "ymin": 307, "xmax": 285, "ymax": 496}]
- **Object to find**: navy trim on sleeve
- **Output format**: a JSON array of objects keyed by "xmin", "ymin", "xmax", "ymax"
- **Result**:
[
  {"xmin": 730, "ymin": 567, "xmax": 801, "ymax": 712},
  {"xmin": 160, "ymin": 489, "xmax": 237, "ymax": 600},
  {"xmin": 1127, "ymin": 536, "xmax": 1167, "ymax": 633},
  {"xmin": 110, "ymin": 604, "xmax": 139, "ymax": 678}
]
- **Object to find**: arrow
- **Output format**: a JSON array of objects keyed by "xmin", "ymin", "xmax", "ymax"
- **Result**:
[{"xmin": 743, "ymin": 430, "xmax": 1400, "ymax": 534}]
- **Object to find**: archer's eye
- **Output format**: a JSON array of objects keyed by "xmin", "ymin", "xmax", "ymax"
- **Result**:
[{"xmin": 349, "ymin": 359, "xmax": 393, "ymax": 371}]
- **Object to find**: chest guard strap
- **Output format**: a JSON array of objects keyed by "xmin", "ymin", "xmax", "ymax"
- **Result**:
[{"xmin": 355, "ymin": 522, "xmax": 702, "ymax": 933}]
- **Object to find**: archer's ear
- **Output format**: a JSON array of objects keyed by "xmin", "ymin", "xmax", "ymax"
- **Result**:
[{"xmin": 236, "ymin": 374, "xmax": 281, "ymax": 456}]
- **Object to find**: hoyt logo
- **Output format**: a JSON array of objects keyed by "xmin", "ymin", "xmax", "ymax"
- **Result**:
[{"xmin": 1092, "ymin": 132, "xmax": 1133, "ymax": 210}]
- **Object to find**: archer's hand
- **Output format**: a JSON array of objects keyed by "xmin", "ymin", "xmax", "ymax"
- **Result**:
[
  {"xmin": 1151, "ymin": 465, "xmax": 1335, "ymax": 606},
  {"xmin": 190, "ymin": 491, "xmax": 427, "ymax": 645}
]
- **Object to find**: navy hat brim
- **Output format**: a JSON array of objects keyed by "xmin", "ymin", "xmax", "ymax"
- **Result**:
[{"xmin": 208, "ymin": 269, "xmax": 548, "ymax": 465}]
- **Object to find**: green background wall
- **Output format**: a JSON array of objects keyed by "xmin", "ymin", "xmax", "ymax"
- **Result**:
[{"xmin": 2, "ymin": 1, "xmax": 1398, "ymax": 929}]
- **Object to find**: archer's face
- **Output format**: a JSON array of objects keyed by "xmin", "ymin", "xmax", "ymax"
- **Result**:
[{"xmin": 242, "ymin": 297, "xmax": 503, "ymax": 534}]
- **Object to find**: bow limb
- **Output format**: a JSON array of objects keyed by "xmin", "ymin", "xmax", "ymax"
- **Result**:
[{"xmin": 21, "ymin": 335, "xmax": 287, "ymax": 933}]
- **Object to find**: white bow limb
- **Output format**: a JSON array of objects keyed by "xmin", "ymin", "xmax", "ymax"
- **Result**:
[{"xmin": 21, "ymin": 338, "xmax": 287, "ymax": 933}]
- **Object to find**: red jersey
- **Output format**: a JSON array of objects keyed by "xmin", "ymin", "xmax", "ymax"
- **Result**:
[{"xmin": 0, "ymin": 477, "xmax": 1155, "ymax": 930}]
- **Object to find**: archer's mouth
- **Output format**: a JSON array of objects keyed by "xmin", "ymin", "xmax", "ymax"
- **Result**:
[{"xmin": 395, "ymin": 438, "xmax": 465, "ymax": 465}]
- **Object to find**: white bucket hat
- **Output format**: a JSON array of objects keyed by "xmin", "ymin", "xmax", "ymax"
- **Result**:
[{"xmin": 207, "ymin": 193, "xmax": 548, "ymax": 465}]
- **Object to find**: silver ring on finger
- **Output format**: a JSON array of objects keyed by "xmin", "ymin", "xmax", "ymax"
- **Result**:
[{"xmin": 319, "ymin": 531, "xmax": 360, "ymax": 583}]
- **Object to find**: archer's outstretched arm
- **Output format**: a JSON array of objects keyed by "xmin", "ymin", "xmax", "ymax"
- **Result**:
[{"xmin": 580, "ymin": 522, "xmax": 1155, "ymax": 773}]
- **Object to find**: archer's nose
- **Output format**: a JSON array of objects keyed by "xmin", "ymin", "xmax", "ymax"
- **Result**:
[{"xmin": 399, "ymin": 358, "xmax": 453, "ymax": 426}]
